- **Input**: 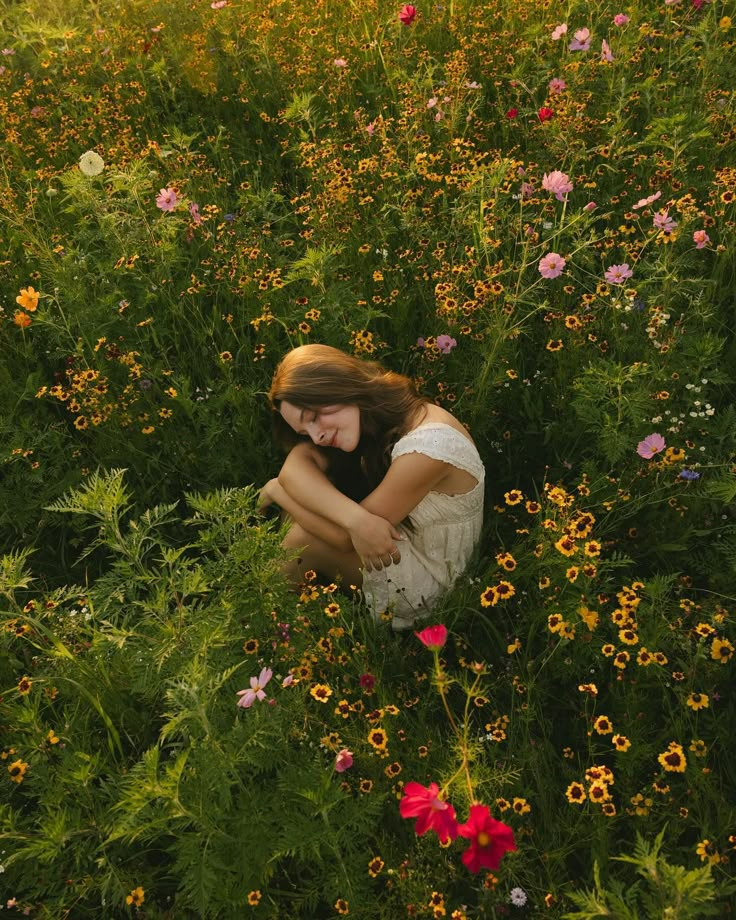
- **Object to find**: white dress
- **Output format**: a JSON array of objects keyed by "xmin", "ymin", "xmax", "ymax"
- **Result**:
[{"xmin": 361, "ymin": 422, "xmax": 485, "ymax": 628}]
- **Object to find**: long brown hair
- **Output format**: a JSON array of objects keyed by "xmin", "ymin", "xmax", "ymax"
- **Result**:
[{"xmin": 269, "ymin": 344, "xmax": 428, "ymax": 494}]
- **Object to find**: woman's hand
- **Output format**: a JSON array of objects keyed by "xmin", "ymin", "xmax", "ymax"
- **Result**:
[
  {"xmin": 347, "ymin": 508, "xmax": 404, "ymax": 573},
  {"xmin": 257, "ymin": 478, "xmax": 281, "ymax": 515}
]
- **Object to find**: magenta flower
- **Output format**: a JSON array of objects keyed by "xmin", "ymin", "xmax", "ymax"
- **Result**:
[
  {"xmin": 457, "ymin": 804, "xmax": 517, "ymax": 873},
  {"xmin": 156, "ymin": 187, "xmax": 180, "ymax": 212},
  {"xmin": 693, "ymin": 229, "xmax": 710, "ymax": 249},
  {"xmin": 542, "ymin": 170, "xmax": 573, "ymax": 201},
  {"xmin": 537, "ymin": 106, "xmax": 554, "ymax": 122},
  {"xmin": 637, "ymin": 433, "xmax": 666, "ymax": 459},
  {"xmin": 399, "ymin": 781, "xmax": 459, "ymax": 843},
  {"xmin": 538, "ymin": 252, "xmax": 566, "ymax": 279},
  {"xmin": 584, "ymin": 201, "xmax": 597, "ymax": 212},
  {"xmin": 506, "ymin": 108, "xmax": 519, "ymax": 120},
  {"xmin": 359, "ymin": 672, "xmax": 376, "ymax": 691},
  {"xmin": 416, "ymin": 624, "xmax": 448, "ymax": 651},
  {"xmin": 399, "ymin": 4, "xmax": 417, "ymax": 25},
  {"xmin": 569, "ymin": 27, "xmax": 591, "ymax": 51},
  {"xmin": 436, "ymin": 334, "xmax": 457, "ymax": 354},
  {"xmin": 613, "ymin": 13, "xmax": 630, "ymax": 25},
  {"xmin": 604, "ymin": 263, "xmax": 633, "ymax": 284},
  {"xmin": 334, "ymin": 748, "xmax": 354, "ymax": 773},
  {"xmin": 236, "ymin": 667, "xmax": 273, "ymax": 708}
]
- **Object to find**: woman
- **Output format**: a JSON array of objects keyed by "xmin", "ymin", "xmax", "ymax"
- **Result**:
[{"xmin": 258, "ymin": 344, "xmax": 484, "ymax": 629}]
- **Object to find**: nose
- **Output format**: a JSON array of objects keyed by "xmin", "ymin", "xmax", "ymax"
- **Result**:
[{"xmin": 306, "ymin": 421, "xmax": 325, "ymax": 445}]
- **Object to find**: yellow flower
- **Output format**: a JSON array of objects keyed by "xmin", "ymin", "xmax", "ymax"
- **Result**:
[
  {"xmin": 578, "ymin": 606, "xmax": 599, "ymax": 630},
  {"xmin": 16, "ymin": 286, "xmax": 39, "ymax": 311},
  {"xmin": 309, "ymin": 683, "xmax": 333, "ymax": 703},
  {"xmin": 512, "ymin": 796, "xmax": 531, "ymax": 815},
  {"xmin": 335, "ymin": 898, "xmax": 350, "ymax": 915},
  {"xmin": 47, "ymin": 730, "xmax": 60, "ymax": 745},
  {"xmin": 593, "ymin": 715, "xmax": 613, "ymax": 735},
  {"xmin": 504, "ymin": 489, "xmax": 524, "ymax": 505},
  {"xmin": 247, "ymin": 890, "xmax": 261, "ymax": 906},
  {"xmin": 658, "ymin": 742, "xmax": 687, "ymax": 773},
  {"xmin": 711, "ymin": 637, "xmax": 733, "ymax": 663},
  {"xmin": 719, "ymin": 16, "xmax": 731, "ymax": 30},
  {"xmin": 612, "ymin": 734, "xmax": 631, "ymax": 752},
  {"xmin": 686, "ymin": 692, "xmax": 709, "ymax": 711},
  {"xmin": 565, "ymin": 781, "xmax": 586, "ymax": 804},
  {"xmin": 125, "ymin": 887, "xmax": 145, "ymax": 907},
  {"xmin": 368, "ymin": 856, "xmax": 384, "ymax": 877},
  {"xmin": 367, "ymin": 727, "xmax": 388, "ymax": 751},
  {"xmin": 7, "ymin": 759, "xmax": 28, "ymax": 783},
  {"xmin": 696, "ymin": 839, "xmax": 721, "ymax": 865}
]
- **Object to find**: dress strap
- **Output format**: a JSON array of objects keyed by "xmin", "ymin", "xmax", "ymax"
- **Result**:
[{"xmin": 391, "ymin": 423, "xmax": 485, "ymax": 482}]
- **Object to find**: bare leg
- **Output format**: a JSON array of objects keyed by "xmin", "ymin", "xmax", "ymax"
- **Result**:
[{"xmin": 281, "ymin": 522, "xmax": 363, "ymax": 590}]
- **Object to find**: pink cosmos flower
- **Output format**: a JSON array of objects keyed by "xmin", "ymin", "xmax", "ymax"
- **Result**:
[
  {"xmin": 457, "ymin": 804, "xmax": 517, "ymax": 873},
  {"xmin": 399, "ymin": 781, "xmax": 459, "ymax": 843},
  {"xmin": 548, "ymin": 78, "xmax": 566, "ymax": 94},
  {"xmin": 334, "ymin": 58, "xmax": 348, "ymax": 67},
  {"xmin": 521, "ymin": 181, "xmax": 534, "ymax": 199},
  {"xmin": 366, "ymin": 122, "xmax": 375, "ymax": 137},
  {"xmin": 613, "ymin": 13, "xmax": 630, "ymax": 25},
  {"xmin": 538, "ymin": 252, "xmax": 566, "ymax": 279},
  {"xmin": 601, "ymin": 38, "xmax": 614, "ymax": 62},
  {"xmin": 211, "ymin": 0, "xmax": 228, "ymax": 7},
  {"xmin": 569, "ymin": 28, "xmax": 591, "ymax": 51},
  {"xmin": 282, "ymin": 673, "xmax": 295, "ymax": 687},
  {"xmin": 637, "ymin": 433, "xmax": 666, "ymax": 459},
  {"xmin": 584, "ymin": 201, "xmax": 597, "ymax": 212},
  {"xmin": 653, "ymin": 210, "xmax": 677, "ymax": 232},
  {"xmin": 436, "ymin": 334, "xmax": 457, "ymax": 354},
  {"xmin": 604, "ymin": 263, "xmax": 633, "ymax": 284},
  {"xmin": 537, "ymin": 107, "xmax": 554, "ymax": 122},
  {"xmin": 334, "ymin": 748, "xmax": 354, "ymax": 773},
  {"xmin": 156, "ymin": 187, "xmax": 180, "ymax": 212},
  {"xmin": 189, "ymin": 202, "xmax": 202, "ymax": 225},
  {"xmin": 416, "ymin": 624, "xmax": 448, "ymax": 651},
  {"xmin": 399, "ymin": 4, "xmax": 417, "ymax": 25},
  {"xmin": 236, "ymin": 667, "xmax": 273, "ymax": 708},
  {"xmin": 693, "ymin": 229, "xmax": 710, "ymax": 249},
  {"xmin": 542, "ymin": 170, "xmax": 573, "ymax": 201},
  {"xmin": 551, "ymin": 23, "xmax": 568, "ymax": 40},
  {"xmin": 632, "ymin": 191, "xmax": 662, "ymax": 210}
]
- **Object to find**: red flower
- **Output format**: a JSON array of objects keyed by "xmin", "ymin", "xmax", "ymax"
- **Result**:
[
  {"xmin": 415, "ymin": 624, "xmax": 448, "ymax": 651},
  {"xmin": 537, "ymin": 107, "xmax": 554, "ymax": 122},
  {"xmin": 399, "ymin": 4, "xmax": 417, "ymax": 25},
  {"xmin": 506, "ymin": 108, "xmax": 519, "ymax": 119},
  {"xmin": 457, "ymin": 804, "xmax": 516, "ymax": 872},
  {"xmin": 399, "ymin": 781, "xmax": 459, "ymax": 843},
  {"xmin": 359, "ymin": 672, "xmax": 376, "ymax": 691}
]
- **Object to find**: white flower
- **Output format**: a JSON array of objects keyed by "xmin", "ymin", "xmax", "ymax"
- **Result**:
[
  {"xmin": 510, "ymin": 887, "xmax": 528, "ymax": 907},
  {"xmin": 79, "ymin": 150, "xmax": 105, "ymax": 177}
]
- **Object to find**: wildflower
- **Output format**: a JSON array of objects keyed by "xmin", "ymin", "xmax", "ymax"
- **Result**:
[
  {"xmin": 548, "ymin": 78, "xmax": 566, "ymax": 94},
  {"xmin": 686, "ymin": 692, "xmax": 709, "ymax": 711},
  {"xmin": 632, "ymin": 191, "xmax": 662, "ymax": 210},
  {"xmin": 569, "ymin": 28, "xmax": 591, "ymax": 51},
  {"xmin": 399, "ymin": 781, "xmax": 459, "ymax": 843},
  {"xmin": 538, "ymin": 252, "xmax": 566, "ymax": 279},
  {"xmin": 247, "ymin": 890, "xmax": 261, "ymax": 906},
  {"xmin": 367, "ymin": 727, "xmax": 388, "ymax": 751},
  {"xmin": 17, "ymin": 676, "xmax": 32, "ymax": 695},
  {"xmin": 399, "ymin": 4, "xmax": 417, "ymax": 25},
  {"xmin": 604, "ymin": 263, "xmax": 633, "ymax": 284},
  {"xmin": 679, "ymin": 469, "xmax": 700, "ymax": 481},
  {"xmin": 637, "ymin": 433, "xmax": 666, "ymax": 459},
  {"xmin": 696, "ymin": 840, "xmax": 721, "ymax": 866},
  {"xmin": 416, "ymin": 624, "xmax": 448, "ymax": 651},
  {"xmin": 504, "ymin": 489, "xmax": 523, "ymax": 505},
  {"xmin": 333, "ymin": 58, "xmax": 348, "ymax": 67},
  {"xmin": 359, "ymin": 672, "xmax": 376, "ymax": 690},
  {"xmin": 243, "ymin": 638, "xmax": 259, "ymax": 654},
  {"xmin": 156, "ymin": 187, "xmax": 180, "ymax": 211},
  {"xmin": 506, "ymin": 108, "xmax": 518, "ymax": 119},
  {"xmin": 593, "ymin": 715, "xmax": 613, "ymax": 735},
  {"xmin": 334, "ymin": 748, "xmax": 354, "ymax": 773},
  {"xmin": 78, "ymin": 150, "xmax": 104, "ymax": 176},
  {"xmin": 368, "ymin": 856, "xmax": 384, "ymax": 877},
  {"xmin": 47, "ymin": 730, "xmax": 60, "ymax": 745},
  {"xmin": 7, "ymin": 759, "xmax": 28, "ymax": 783},
  {"xmin": 436, "ymin": 334, "xmax": 457, "ymax": 354},
  {"xmin": 601, "ymin": 39, "xmax": 614, "ymax": 62},
  {"xmin": 653, "ymin": 210, "xmax": 677, "ymax": 232},
  {"xmin": 711, "ymin": 637, "xmax": 734, "ymax": 663},
  {"xmin": 612, "ymin": 734, "xmax": 631, "ymax": 752},
  {"xmin": 310, "ymin": 683, "xmax": 333, "ymax": 702},
  {"xmin": 510, "ymin": 887, "xmax": 528, "ymax": 907},
  {"xmin": 542, "ymin": 170, "xmax": 573, "ymax": 201},
  {"xmin": 457, "ymin": 804, "xmax": 516, "ymax": 872},
  {"xmin": 16, "ymin": 287, "xmax": 39, "ymax": 311},
  {"xmin": 512, "ymin": 797, "xmax": 530, "ymax": 815},
  {"xmin": 613, "ymin": 13, "xmax": 630, "ymax": 25},
  {"xmin": 14, "ymin": 311, "xmax": 32, "ymax": 328},
  {"xmin": 537, "ymin": 107, "xmax": 554, "ymax": 122},
  {"xmin": 658, "ymin": 742, "xmax": 687, "ymax": 773},
  {"xmin": 551, "ymin": 23, "xmax": 568, "ymax": 40},
  {"xmin": 565, "ymin": 782, "xmax": 586, "ymax": 803},
  {"xmin": 236, "ymin": 667, "xmax": 273, "ymax": 708},
  {"xmin": 693, "ymin": 229, "xmax": 710, "ymax": 249},
  {"xmin": 335, "ymin": 898, "xmax": 349, "ymax": 915},
  {"xmin": 690, "ymin": 739, "xmax": 708, "ymax": 757},
  {"xmin": 125, "ymin": 887, "xmax": 145, "ymax": 907}
]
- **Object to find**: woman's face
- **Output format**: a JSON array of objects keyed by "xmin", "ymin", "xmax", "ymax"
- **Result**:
[{"xmin": 279, "ymin": 401, "xmax": 361, "ymax": 452}]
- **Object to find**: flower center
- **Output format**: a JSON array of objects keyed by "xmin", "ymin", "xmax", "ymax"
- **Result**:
[{"xmin": 477, "ymin": 831, "xmax": 490, "ymax": 847}]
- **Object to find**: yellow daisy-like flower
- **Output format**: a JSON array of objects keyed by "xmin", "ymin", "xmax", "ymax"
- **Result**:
[
  {"xmin": 554, "ymin": 535, "xmax": 577, "ymax": 557},
  {"xmin": 547, "ymin": 613, "xmax": 564, "ymax": 633},
  {"xmin": 309, "ymin": 683, "xmax": 333, "ymax": 703},
  {"xmin": 578, "ymin": 606, "xmax": 599, "ymax": 630},
  {"xmin": 125, "ymin": 887, "xmax": 145, "ymax": 907},
  {"xmin": 612, "ymin": 734, "xmax": 631, "ymax": 752},
  {"xmin": 512, "ymin": 796, "xmax": 531, "ymax": 815},
  {"xmin": 711, "ymin": 637, "xmax": 734, "ymax": 663},
  {"xmin": 368, "ymin": 855, "xmax": 385, "ymax": 877},
  {"xmin": 367, "ymin": 727, "xmax": 388, "ymax": 752},
  {"xmin": 504, "ymin": 489, "xmax": 524, "ymax": 506},
  {"xmin": 658, "ymin": 742, "xmax": 687, "ymax": 773},
  {"xmin": 7, "ymin": 759, "xmax": 28, "ymax": 784},
  {"xmin": 335, "ymin": 898, "xmax": 350, "ymax": 915},
  {"xmin": 247, "ymin": 890, "xmax": 261, "ymax": 906},
  {"xmin": 565, "ymin": 781, "xmax": 586, "ymax": 804},
  {"xmin": 695, "ymin": 839, "xmax": 721, "ymax": 866},
  {"xmin": 593, "ymin": 715, "xmax": 613, "ymax": 735},
  {"xmin": 686, "ymin": 692, "xmax": 709, "ymax": 711},
  {"xmin": 17, "ymin": 676, "xmax": 32, "ymax": 695},
  {"xmin": 587, "ymin": 780, "xmax": 611, "ymax": 803}
]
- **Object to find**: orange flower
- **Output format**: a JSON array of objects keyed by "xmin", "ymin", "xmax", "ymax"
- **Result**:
[
  {"xmin": 14, "ymin": 311, "xmax": 32, "ymax": 328},
  {"xmin": 16, "ymin": 286, "xmax": 39, "ymax": 311}
]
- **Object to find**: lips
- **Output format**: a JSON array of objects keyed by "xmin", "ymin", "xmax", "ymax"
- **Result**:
[{"xmin": 329, "ymin": 433, "xmax": 338, "ymax": 448}]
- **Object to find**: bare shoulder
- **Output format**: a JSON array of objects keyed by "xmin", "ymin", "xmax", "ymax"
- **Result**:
[{"xmin": 409, "ymin": 403, "xmax": 476, "ymax": 446}]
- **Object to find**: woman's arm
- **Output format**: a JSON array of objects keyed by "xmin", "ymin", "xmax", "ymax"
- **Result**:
[
  {"xmin": 277, "ymin": 443, "xmax": 406, "ymax": 569},
  {"xmin": 259, "ymin": 477, "xmax": 353, "ymax": 552}
]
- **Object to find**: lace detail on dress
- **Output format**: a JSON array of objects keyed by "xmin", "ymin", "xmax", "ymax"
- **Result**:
[{"xmin": 391, "ymin": 423, "xmax": 485, "ymax": 485}]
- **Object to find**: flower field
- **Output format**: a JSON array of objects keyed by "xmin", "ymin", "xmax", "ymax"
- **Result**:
[{"xmin": 1, "ymin": 0, "xmax": 735, "ymax": 915}]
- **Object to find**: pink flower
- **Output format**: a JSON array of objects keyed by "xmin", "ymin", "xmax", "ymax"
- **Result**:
[
  {"xmin": 415, "ymin": 624, "xmax": 448, "ymax": 651},
  {"xmin": 569, "ymin": 27, "xmax": 591, "ymax": 51},
  {"xmin": 211, "ymin": 0, "xmax": 228, "ymax": 7},
  {"xmin": 236, "ymin": 667, "xmax": 273, "ymax": 708},
  {"xmin": 334, "ymin": 748, "xmax": 354, "ymax": 773},
  {"xmin": 334, "ymin": 58, "xmax": 348, "ymax": 67},
  {"xmin": 399, "ymin": 781, "xmax": 459, "ymax": 843},
  {"xmin": 457, "ymin": 804, "xmax": 517, "ymax": 873},
  {"xmin": 537, "ymin": 107, "xmax": 554, "ymax": 122},
  {"xmin": 604, "ymin": 263, "xmax": 633, "ymax": 284},
  {"xmin": 584, "ymin": 201, "xmax": 597, "ymax": 212},
  {"xmin": 542, "ymin": 170, "xmax": 573, "ymax": 201},
  {"xmin": 551, "ymin": 23, "xmax": 568, "ymax": 40},
  {"xmin": 189, "ymin": 202, "xmax": 202, "ymax": 225},
  {"xmin": 521, "ymin": 181, "xmax": 534, "ymax": 199},
  {"xmin": 548, "ymin": 78, "xmax": 566, "ymax": 94},
  {"xmin": 282, "ymin": 673, "xmax": 295, "ymax": 687},
  {"xmin": 365, "ymin": 122, "xmax": 375, "ymax": 136},
  {"xmin": 632, "ymin": 191, "xmax": 662, "ymax": 210},
  {"xmin": 693, "ymin": 229, "xmax": 710, "ymax": 249},
  {"xmin": 399, "ymin": 4, "xmax": 417, "ymax": 25},
  {"xmin": 538, "ymin": 252, "xmax": 566, "ymax": 279},
  {"xmin": 436, "ymin": 334, "xmax": 457, "ymax": 354},
  {"xmin": 506, "ymin": 108, "xmax": 519, "ymax": 120},
  {"xmin": 653, "ymin": 210, "xmax": 677, "ymax": 232},
  {"xmin": 637, "ymin": 433, "xmax": 666, "ymax": 459},
  {"xmin": 156, "ymin": 187, "xmax": 180, "ymax": 212},
  {"xmin": 601, "ymin": 38, "xmax": 614, "ymax": 62},
  {"xmin": 613, "ymin": 13, "xmax": 630, "ymax": 25}
]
